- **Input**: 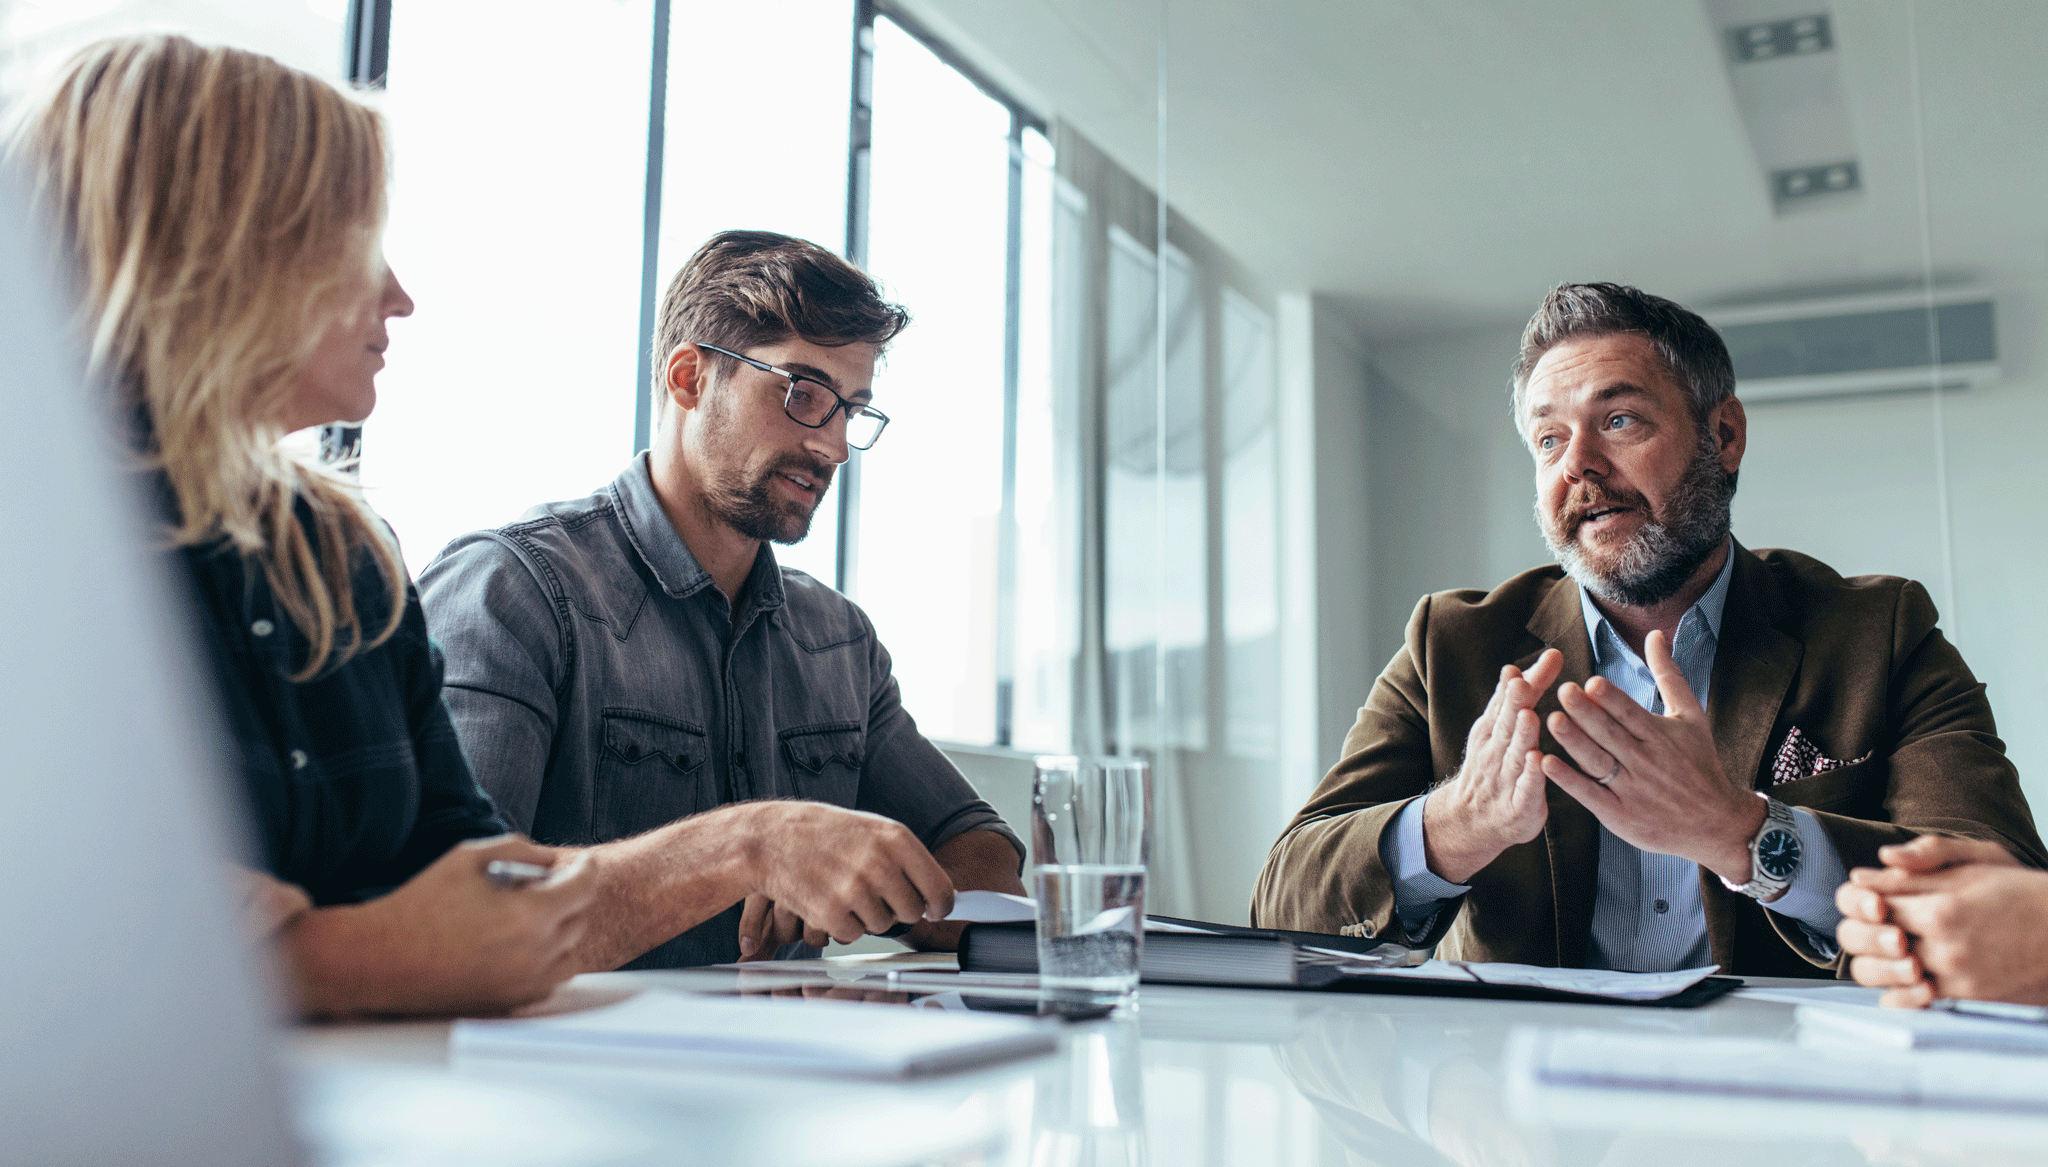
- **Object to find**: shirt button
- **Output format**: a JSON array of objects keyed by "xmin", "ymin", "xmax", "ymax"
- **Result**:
[
  {"xmin": 1653, "ymin": 899, "xmax": 1670, "ymax": 915},
  {"xmin": 251, "ymin": 619, "xmax": 275, "ymax": 637},
  {"xmin": 290, "ymin": 749, "xmax": 308, "ymax": 770}
]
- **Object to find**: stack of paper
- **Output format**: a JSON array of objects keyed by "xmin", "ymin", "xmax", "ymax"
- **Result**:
[
  {"xmin": 1797, "ymin": 1003, "xmax": 2048, "ymax": 1055},
  {"xmin": 1507, "ymin": 1026, "xmax": 2048, "ymax": 1112},
  {"xmin": 453, "ymin": 990, "xmax": 1059, "ymax": 1079}
]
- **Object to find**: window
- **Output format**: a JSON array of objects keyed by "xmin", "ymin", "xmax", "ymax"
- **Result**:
[
  {"xmin": 651, "ymin": 0, "xmax": 852, "ymax": 586},
  {"xmin": 852, "ymin": 14, "xmax": 1014, "ymax": 745},
  {"xmin": 1006, "ymin": 125, "xmax": 1074, "ymax": 753},
  {"xmin": 356, "ymin": 3, "xmax": 1069, "ymax": 752},
  {"xmin": 364, "ymin": 1, "xmax": 652, "ymax": 565}
]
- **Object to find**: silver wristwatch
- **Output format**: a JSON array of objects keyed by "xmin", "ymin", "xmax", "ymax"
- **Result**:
[{"xmin": 1721, "ymin": 795, "xmax": 1802, "ymax": 900}]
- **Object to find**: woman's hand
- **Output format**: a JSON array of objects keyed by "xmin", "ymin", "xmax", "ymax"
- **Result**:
[{"xmin": 282, "ymin": 834, "xmax": 596, "ymax": 1018}]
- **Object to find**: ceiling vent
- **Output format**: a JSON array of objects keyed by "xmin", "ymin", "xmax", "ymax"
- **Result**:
[
  {"xmin": 1709, "ymin": 290, "xmax": 1997, "ymax": 402},
  {"xmin": 1703, "ymin": 0, "xmax": 1861, "ymax": 214}
]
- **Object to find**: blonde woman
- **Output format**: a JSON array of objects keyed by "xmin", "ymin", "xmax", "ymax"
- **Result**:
[
  {"xmin": 12, "ymin": 36, "xmax": 963, "ymax": 1015},
  {"xmin": 7, "ymin": 35, "xmax": 601, "ymax": 1017}
]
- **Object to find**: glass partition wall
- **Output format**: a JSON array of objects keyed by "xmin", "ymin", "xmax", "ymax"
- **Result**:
[
  {"xmin": 1174, "ymin": 0, "xmax": 2048, "ymax": 918},
  {"xmin": 919, "ymin": 0, "xmax": 2048, "ymax": 923}
]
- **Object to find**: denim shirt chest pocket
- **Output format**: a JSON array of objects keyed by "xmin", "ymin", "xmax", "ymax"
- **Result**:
[
  {"xmin": 596, "ymin": 709, "xmax": 713, "ymax": 839},
  {"xmin": 779, "ymin": 722, "xmax": 866, "ymax": 807}
]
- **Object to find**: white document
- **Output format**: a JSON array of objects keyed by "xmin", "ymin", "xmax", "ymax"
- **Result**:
[
  {"xmin": 1797, "ymin": 1002, "xmax": 2048, "ymax": 1055},
  {"xmin": 1339, "ymin": 959, "xmax": 1718, "ymax": 1001},
  {"xmin": 1732, "ymin": 984, "xmax": 1884, "ymax": 1009},
  {"xmin": 1076, "ymin": 906, "xmax": 1134, "ymax": 935},
  {"xmin": 1508, "ymin": 1025, "xmax": 2048, "ymax": 1111},
  {"xmin": 944, "ymin": 890, "xmax": 1038, "ymax": 923},
  {"xmin": 453, "ymin": 989, "xmax": 1058, "ymax": 1079},
  {"xmin": 942, "ymin": 891, "xmax": 1218, "ymax": 934}
]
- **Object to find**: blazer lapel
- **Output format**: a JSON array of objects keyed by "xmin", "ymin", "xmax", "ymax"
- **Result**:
[
  {"xmin": 1525, "ymin": 576, "xmax": 1600, "ymax": 968},
  {"xmin": 1701, "ymin": 541, "xmax": 1804, "ymax": 966},
  {"xmin": 1710, "ymin": 544, "xmax": 1803, "ymax": 793}
]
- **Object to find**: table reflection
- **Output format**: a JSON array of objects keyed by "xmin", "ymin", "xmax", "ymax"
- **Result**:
[
  {"xmin": 1276, "ymin": 1007, "xmax": 1553, "ymax": 1167},
  {"xmin": 1032, "ymin": 1015, "xmax": 1148, "ymax": 1167},
  {"xmin": 1273, "ymin": 998, "xmax": 2048, "ymax": 1167}
]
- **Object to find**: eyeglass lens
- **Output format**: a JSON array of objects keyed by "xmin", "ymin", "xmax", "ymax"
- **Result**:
[{"xmin": 785, "ymin": 379, "xmax": 885, "ymax": 448}]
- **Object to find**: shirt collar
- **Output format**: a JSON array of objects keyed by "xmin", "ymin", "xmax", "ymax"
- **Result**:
[
  {"xmin": 1579, "ymin": 535, "xmax": 1736, "ymax": 662},
  {"xmin": 608, "ymin": 453, "xmax": 785, "ymax": 612}
]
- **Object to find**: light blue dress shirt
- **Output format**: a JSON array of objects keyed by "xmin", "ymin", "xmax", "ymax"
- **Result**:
[{"xmin": 1380, "ymin": 543, "xmax": 1846, "ymax": 970}]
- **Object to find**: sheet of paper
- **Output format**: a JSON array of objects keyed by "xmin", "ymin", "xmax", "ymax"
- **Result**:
[
  {"xmin": 1465, "ymin": 963, "xmax": 1719, "ymax": 1001},
  {"xmin": 1341, "ymin": 960, "xmax": 1718, "ymax": 1000},
  {"xmin": 1300, "ymin": 943, "xmax": 1422, "ymax": 968},
  {"xmin": 1734, "ymin": 984, "xmax": 1884, "ymax": 1009},
  {"xmin": 1338, "ymin": 958, "xmax": 1481, "ymax": 982},
  {"xmin": 941, "ymin": 892, "xmax": 1219, "ymax": 934},
  {"xmin": 944, "ymin": 890, "xmax": 1037, "ymax": 923},
  {"xmin": 1076, "ymin": 906, "xmax": 1134, "ymax": 935}
]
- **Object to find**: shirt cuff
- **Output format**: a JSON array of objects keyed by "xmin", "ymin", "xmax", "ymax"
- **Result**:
[
  {"xmin": 1380, "ymin": 795, "xmax": 1472, "ymax": 939},
  {"xmin": 1761, "ymin": 807, "xmax": 1848, "ymax": 945}
]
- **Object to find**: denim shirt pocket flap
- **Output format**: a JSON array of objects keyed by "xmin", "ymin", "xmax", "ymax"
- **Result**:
[
  {"xmin": 781, "ymin": 723, "xmax": 866, "ymax": 773},
  {"xmin": 601, "ymin": 709, "xmax": 709, "ymax": 776}
]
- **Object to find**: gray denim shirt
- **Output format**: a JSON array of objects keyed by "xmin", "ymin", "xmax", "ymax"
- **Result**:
[{"xmin": 417, "ymin": 454, "xmax": 1021, "ymax": 969}]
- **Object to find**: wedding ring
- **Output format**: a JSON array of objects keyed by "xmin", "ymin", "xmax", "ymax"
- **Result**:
[{"xmin": 1600, "ymin": 758, "xmax": 1621, "ymax": 786}]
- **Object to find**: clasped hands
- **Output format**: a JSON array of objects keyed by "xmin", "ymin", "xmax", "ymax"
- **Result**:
[
  {"xmin": 1422, "ymin": 634, "xmax": 1768, "ymax": 887},
  {"xmin": 1835, "ymin": 835, "xmax": 2048, "ymax": 1008}
]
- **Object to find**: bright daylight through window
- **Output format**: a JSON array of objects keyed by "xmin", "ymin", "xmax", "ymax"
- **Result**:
[
  {"xmin": 855, "ymin": 14, "xmax": 1015, "ymax": 747},
  {"xmin": 366, "ymin": 0, "xmax": 649, "ymax": 565}
]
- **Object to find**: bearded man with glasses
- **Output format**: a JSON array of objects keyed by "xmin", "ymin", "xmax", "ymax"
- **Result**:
[
  {"xmin": 1254, "ymin": 282, "xmax": 2044, "ymax": 978},
  {"xmin": 420, "ymin": 230, "xmax": 1024, "ymax": 970}
]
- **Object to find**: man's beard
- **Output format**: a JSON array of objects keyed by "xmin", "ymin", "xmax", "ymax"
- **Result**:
[
  {"xmin": 1538, "ymin": 427, "xmax": 1734, "ymax": 609},
  {"xmin": 702, "ymin": 456, "xmax": 834, "ymax": 545}
]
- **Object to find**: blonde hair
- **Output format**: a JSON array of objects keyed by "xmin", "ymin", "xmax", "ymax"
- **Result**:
[{"xmin": 9, "ymin": 35, "xmax": 405, "ymax": 680}]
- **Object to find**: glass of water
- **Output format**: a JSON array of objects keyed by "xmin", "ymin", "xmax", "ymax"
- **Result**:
[{"xmin": 1032, "ymin": 755, "xmax": 1150, "ymax": 1013}]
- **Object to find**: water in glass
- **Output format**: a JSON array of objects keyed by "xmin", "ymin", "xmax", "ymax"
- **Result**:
[{"xmin": 1034, "ymin": 863, "xmax": 1146, "ymax": 1002}]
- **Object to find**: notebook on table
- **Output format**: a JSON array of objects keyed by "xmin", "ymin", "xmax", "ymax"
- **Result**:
[{"xmin": 453, "ymin": 989, "xmax": 1060, "ymax": 1079}]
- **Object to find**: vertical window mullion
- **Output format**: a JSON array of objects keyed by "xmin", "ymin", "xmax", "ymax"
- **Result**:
[
  {"xmin": 322, "ymin": 0, "xmax": 394, "ymax": 473},
  {"xmin": 995, "ymin": 111, "xmax": 1025, "ymax": 747},
  {"xmin": 631, "ymin": 0, "xmax": 671, "ymax": 457},
  {"xmin": 837, "ymin": 1, "xmax": 877, "ymax": 597}
]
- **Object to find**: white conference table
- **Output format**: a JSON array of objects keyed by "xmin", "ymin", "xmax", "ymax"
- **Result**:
[{"xmin": 289, "ymin": 959, "xmax": 2048, "ymax": 1167}]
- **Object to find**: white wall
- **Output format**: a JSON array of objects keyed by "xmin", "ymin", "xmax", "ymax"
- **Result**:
[
  {"xmin": 1307, "ymin": 302, "xmax": 1383, "ymax": 777},
  {"xmin": 1364, "ymin": 324, "xmax": 1547, "ymax": 675},
  {"xmin": 1362, "ymin": 300, "xmax": 2048, "ymax": 818}
]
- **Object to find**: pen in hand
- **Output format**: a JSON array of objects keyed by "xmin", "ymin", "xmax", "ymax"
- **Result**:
[{"xmin": 484, "ymin": 859, "xmax": 554, "ymax": 887}]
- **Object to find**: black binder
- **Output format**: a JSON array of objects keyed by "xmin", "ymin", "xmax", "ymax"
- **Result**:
[
  {"xmin": 958, "ymin": 916, "xmax": 1374, "ymax": 989},
  {"xmin": 957, "ymin": 916, "xmax": 1741, "ymax": 1008}
]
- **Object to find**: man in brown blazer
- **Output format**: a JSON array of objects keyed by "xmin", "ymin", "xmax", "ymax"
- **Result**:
[{"xmin": 1252, "ymin": 283, "xmax": 2044, "ymax": 977}]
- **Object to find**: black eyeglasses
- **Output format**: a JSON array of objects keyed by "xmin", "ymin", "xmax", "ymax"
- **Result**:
[{"xmin": 695, "ymin": 342, "xmax": 890, "ymax": 451}]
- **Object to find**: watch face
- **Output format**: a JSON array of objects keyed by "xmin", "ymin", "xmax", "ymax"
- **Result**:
[{"xmin": 1758, "ymin": 829, "xmax": 1802, "ymax": 880}]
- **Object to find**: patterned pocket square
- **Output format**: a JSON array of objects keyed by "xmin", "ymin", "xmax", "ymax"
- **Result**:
[{"xmin": 1770, "ymin": 725, "xmax": 1871, "ymax": 786}]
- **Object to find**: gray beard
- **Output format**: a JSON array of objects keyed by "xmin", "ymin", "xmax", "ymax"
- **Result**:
[{"xmin": 1539, "ymin": 431, "xmax": 1734, "ymax": 609}]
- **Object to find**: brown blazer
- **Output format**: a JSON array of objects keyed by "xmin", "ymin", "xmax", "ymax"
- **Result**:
[{"xmin": 1251, "ymin": 543, "xmax": 2046, "ymax": 977}]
